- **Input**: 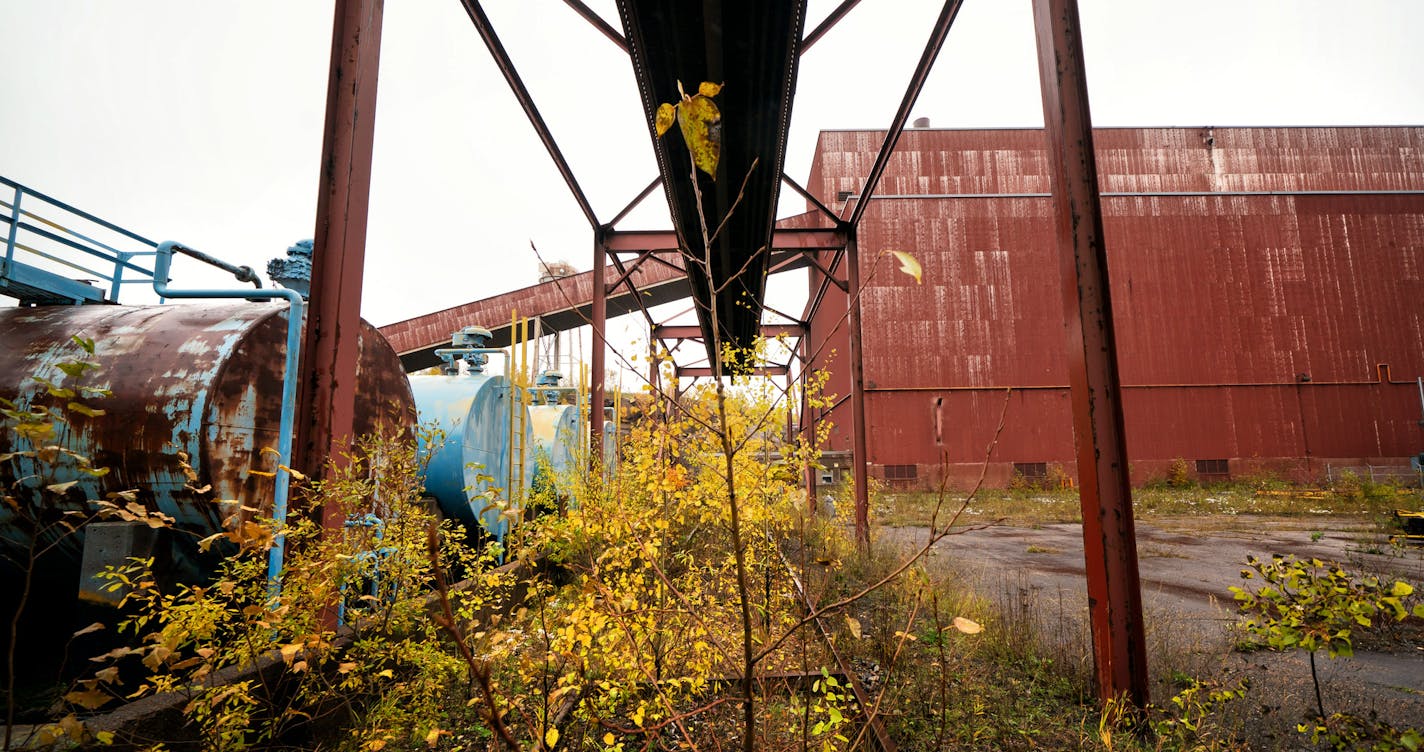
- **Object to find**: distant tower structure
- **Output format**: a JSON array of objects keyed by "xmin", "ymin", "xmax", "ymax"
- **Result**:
[{"xmin": 537, "ymin": 260, "xmax": 577, "ymax": 373}]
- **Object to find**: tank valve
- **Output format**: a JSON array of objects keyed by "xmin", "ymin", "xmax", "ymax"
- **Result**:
[{"xmin": 438, "ymin": 326, "xmax": 493, "ymax": 375}]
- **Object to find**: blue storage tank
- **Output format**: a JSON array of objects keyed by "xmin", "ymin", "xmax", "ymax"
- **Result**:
[
  {"xmin": 603, "ymin": 420, "xmax": 618, "ymax": 476},
  {"xmin": 528, "ymin": 404, "xmax": 580, "ymax": 489},
  {"xmin": 409, "ymin": 327, "xmax": 528, "ymax": 541},
  {"xmin": 527, "ymin": 371, "xmax": 580, "ymax": 492}
]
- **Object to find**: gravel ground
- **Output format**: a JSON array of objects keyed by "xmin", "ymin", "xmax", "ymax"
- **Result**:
[{"xmin": 879, "ymin": 516, "xmax": 1424, "ymax": 748}]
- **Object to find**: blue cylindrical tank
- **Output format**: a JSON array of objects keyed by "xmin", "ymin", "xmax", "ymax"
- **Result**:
[
  {"xmin": 603, "ymin": 420, "xmax": 618, "ymax": 475},
  {"xmin": 528, "ymin": 403, "xmax": 580, "ymax": 489},
  {"xmin": 409, "ymin": 372, "xmax": 515, "ymax": 536}
]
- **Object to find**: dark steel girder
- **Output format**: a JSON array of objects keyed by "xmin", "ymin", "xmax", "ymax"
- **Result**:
[
  {"xmin": 654, "ymin": 323, "xmax": 803, "ymax": 340},
  {"xmin": 616, "ymin": 0, "xmax": 807, "ymax": 365},
  {"xmin": 800, "ymin": 0, "xmax": 863, "ymax": 53},
  {"xmin": 561, "ymin": 0, "xmax": 629, "ymax": 51},
  {"xmin": 848, "ymin": 0, "xmax": 965, "ymax": 229},
  {"xmin": 459, "ymin": 0, "xmax": 600, "ymax": 230},
  {"xmin": 678, "ymin": 365, "xmax": 789, "ymax": 378}
]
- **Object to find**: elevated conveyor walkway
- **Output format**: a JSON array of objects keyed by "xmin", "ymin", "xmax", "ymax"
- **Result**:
[{"xmin": 378, "ymin": 255, "xmax": 689, "ymax": 372}]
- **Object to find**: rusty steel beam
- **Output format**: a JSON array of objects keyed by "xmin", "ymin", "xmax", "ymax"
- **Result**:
[
  {"xmin": 653, "ymin": 323, "xmax": 804, "ymax": 339},
  {"xmin": 848, "ymin": 0, "xmax": 965, "ymax": 229},
  {"xmin": 773, "ymin": 227, "xmax": 847, "ymax": 251},
  {"xmin": 804, "ymin": 247, "xmax": 846, "ymax": 324},
  {"xmin": 590, "ymin": 232, "xmax": 607, "ymax": 464},
  {"xmin": 607, "ymin": 251, "xmax": 659, "ymax": 330},
  {"xmin": 760, "ymin": 302, "xmax": 806, "ymax": 328},
  {"xmin": 1033, "ymin": 0, "xmax": 1149, "ymax": 707},
  {"xmin": 767, "ymin": 250, "xmax": 806, "ymax": 275},
  {"xmin": 781, "ymin": 172, "xmax": 842, "ymax": 224},
  {"xmin": 677, "ymin": 365, "xmax": 789, "ymax": 378},
  {"xmin": 845, "ymin": 232, "xmax": 869, "ymax": 550},
  {"xmin": 560, "ymin": 0, "xmax": 629, "ymax": 51},
  {"xmin": 803, "ymin": 251, "xmax": 848, "ymax": 292},
  {"xmin": 459, "ymin": 0, "xmax": 600, "ymax": 229},
  {"xmin": 800, "ymin": 0, "xmax": 863, "ymax": 53},
  {"xmin": 299, "ymin": 0, "xmax": 385, "ymax": 509},
  {"xmin": 604, "ymin": 227, "xmax": 845, "ymax": 253},
  {"xmin": 606, "ymin": 250, "xmax": 655, "ymax": 295},
  {"xmin": 608, "ymin": 176, "xmax": 663, "ymax": 228},
  {"xmin": 606, "ymin": 229, "xmax": 681, "ymax": 252}
]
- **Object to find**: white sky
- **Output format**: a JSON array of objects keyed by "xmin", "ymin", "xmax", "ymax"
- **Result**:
[{"xmin": 2, "ymin": 0, "xmax": 1422, "ymax": 372}]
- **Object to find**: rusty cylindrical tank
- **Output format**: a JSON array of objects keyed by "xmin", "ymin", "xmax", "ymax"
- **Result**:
[{"xmin": 0, "ymin": 303, "xmax": 416, "ymax": 570}]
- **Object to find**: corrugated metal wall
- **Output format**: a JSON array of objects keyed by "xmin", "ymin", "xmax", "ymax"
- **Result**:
[{"xmin": 804, "ymin": 127, "xmax": 1424, "ymax": 486}]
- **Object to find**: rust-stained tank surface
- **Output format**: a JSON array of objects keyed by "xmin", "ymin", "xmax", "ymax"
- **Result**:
[{"xmin": 0, "ymin": 303, "xmax": 416, "ymax": 566}]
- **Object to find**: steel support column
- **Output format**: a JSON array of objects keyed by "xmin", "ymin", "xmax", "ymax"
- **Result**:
[
  {"xmin": 1032, "ymin": 0, "xmax": 1149, "ymax": 707},
  {"xmin": 299, "ymin": 0, "xmax": 385, "ymax": 523},
  {"xmin": 590, "ymin": 232, "xmax": 608, "ymax": 465},
  {"xmin": 845, "ymin": 232, "xmax": 869, "ymax": 549}
]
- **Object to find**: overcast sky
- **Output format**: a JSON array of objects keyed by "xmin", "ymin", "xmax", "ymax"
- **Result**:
[{"xmin": 2, "ymin": 1, "xmax": 1421, "ymax": 372}]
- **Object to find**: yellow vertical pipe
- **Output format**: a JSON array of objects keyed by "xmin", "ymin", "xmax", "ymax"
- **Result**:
[
  {"xmin": 518, "ymin": 316, "xmax": 531, "ymax": 503},
  {"xmin": 507, "ymin": 308, "xmax": 518, "ymax": 506}
]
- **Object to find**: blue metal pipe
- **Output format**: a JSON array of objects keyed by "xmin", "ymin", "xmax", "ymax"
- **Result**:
[{"xmin": 153, "ymin": 241, "xmax": 303, "ymax": 597}]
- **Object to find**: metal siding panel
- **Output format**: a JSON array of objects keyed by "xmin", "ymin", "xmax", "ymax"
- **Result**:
[
  {"xmin": 802, "ymin": 126, "xmax": 1424, "ymax": 204},
  {"xmin": 804, "ymin": 127, "xmax": 1424, "ymax": 475}
]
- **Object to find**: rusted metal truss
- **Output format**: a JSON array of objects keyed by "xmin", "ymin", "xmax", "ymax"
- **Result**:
[{"xmin": 310, "ymin": 0, "xmax": 1149, "ymax": 709}]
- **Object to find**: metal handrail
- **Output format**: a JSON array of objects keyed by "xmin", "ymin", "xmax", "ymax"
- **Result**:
[
  {"xmin": 0, "ymin": 175, "xmax": 156, "ymax": 246},
  {"xmin": 2, "ymin": 175, "xmax": 258, "ymax": 303}
]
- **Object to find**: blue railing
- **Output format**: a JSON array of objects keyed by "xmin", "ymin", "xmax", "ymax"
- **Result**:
[{"xmin": 1, "ymin": 175, "xmax": 161, "ymax": 304}]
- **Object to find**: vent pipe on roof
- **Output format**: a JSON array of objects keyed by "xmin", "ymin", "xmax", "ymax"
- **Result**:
[{"xmin": 911, "ymin": 117, "xmax": 930, "ymax": 128}]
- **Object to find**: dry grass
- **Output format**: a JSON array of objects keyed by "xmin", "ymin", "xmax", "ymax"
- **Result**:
[{"xmin": 874, "ymin": 483, "xmax": 1415, "ymax": 530}]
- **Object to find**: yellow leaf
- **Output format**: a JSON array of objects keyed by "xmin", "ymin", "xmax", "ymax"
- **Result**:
[
  {"xmin": 952, "ymin": 616, "xmax": 983, "ymax": 634},
  {"xmin": 377, "ymin": 669, "xmax": 394, "ymax": 679},
  {"xmin": 698, "ymin": 81, "xmax": 723, "ymax": 98},
  {"xmin": 366, "ymin": 741, "xmax": 387, "ymax": 752},
  {"xmin": 16, "ymin": 422, "xmax": 55, "ymax": 442},
  {"xmin": 545, "ymin": 727, "xmax": 560, "ymax": 748},
  {"xmin": 47, "ymin": 480, "xmax": 80, "ymax": 494},
  {"xmin": 425, "ymin": 728, "xmax": 447, "ymax": 748},
  {"xmin": 197, "ymin": 532, "xmax": 226, "ymax": 553},
  {"xmin": 676, "ymin": 92, "xmax": 722, "ymax": 180},
  {"xmin": 73, "ymin": 622, "xmax": 105, "ymax": 638},
  {"xmin": 885, "ymin": 249, "xmax": 922, "ymax": 284},
  {"xmin": 603, "ymin": 732, "xmax": 616, "ymax": 746},
  {"xmin": 67, "ymin": 401, "xmax": 106, "ymax": 417},
  {"xmin": 655, "ymin": 102, "xmax": 676, "ymax": 138},
  {"xmin": 64, "ymin": 688, "xmax": 112, "ymax": 710},
  {"xmin": 845, "ymin": 615, "xmax": 862, "ymax": 640}
]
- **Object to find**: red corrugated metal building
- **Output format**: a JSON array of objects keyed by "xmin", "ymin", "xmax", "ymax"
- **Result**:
[{"xmin": 802, "ymin": 126, "xmax": 1424, "ymax": 487}]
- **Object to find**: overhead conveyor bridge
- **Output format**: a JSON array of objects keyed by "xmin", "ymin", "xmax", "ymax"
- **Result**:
[{"xmin": 378, "ymin": 252, "xmax": 690, "ymax": 373}]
